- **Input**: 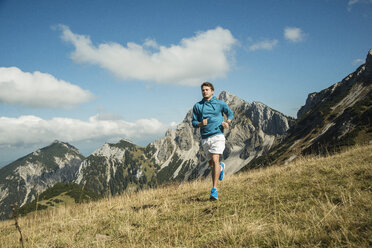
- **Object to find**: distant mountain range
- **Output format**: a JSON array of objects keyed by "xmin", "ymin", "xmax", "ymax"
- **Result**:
[{"xmin": 1, "ymin": 49, "xmax": 371, "ymax": 220}]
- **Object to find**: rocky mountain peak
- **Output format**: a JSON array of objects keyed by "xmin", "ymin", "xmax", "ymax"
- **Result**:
[
  {"xmin": 50, "ymin": 140, "xmax": 71, "ymax": 147},
  {"xmin": 111, "ymin": 139, "xmax": 136, "ymax": 148},
  {"xmin": 91, "ymin": 139, "xmax": 137, "ymax": 159},
  {"xmin": 365, "ymin": 48, "xmax": 372, "ymax": 77},
  {"xmin": 0, "ymin": 141, "xmax": 85, "ymax": 220},
  {"xmin": 51, "ymin": 140, "xmax": 70, "ymax": 146},
  {"xmin": 367, "ymin": 48, "xmax": 372, "ymax": 62},
  {"xmin": 298, "ymin": 49, "xmax": 372, "ymax": 119},
  {"xmin": 218, "ymin": 91, "xmax": 246, "ymax": 108},
  {"xmin": 251, "ymin": 101, "xmax": 266, "ymax": 109}
]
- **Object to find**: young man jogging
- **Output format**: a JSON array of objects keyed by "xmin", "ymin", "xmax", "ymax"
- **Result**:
[{"xmin": 192, "ymin": 82, "xmax": 234, "ymax": 200}]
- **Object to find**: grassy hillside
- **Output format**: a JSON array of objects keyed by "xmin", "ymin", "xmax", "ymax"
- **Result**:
[
  {"xmin": 15, "ymin": 183, "xmax": 102, "ymax": 217},
  {"xmin": 0, "ymin": 145, "xmax": 371, "ymax": 247}
]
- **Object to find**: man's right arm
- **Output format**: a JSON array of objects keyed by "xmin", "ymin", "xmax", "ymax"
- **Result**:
[
  {"xmin": 192, "ymin": 105, "xmax": 200, "ymax": 128},
  {"xmin": 192, "ymin": 104, "xmax": 208, "ymax": 128}
]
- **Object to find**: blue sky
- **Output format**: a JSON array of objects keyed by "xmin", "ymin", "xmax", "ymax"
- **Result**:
[{"xmin": 0, "ymin": 0, "xmax": 371, "ymax": 167}]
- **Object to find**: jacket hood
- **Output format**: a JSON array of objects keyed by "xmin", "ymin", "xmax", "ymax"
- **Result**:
[
  {"xmin": 201, "ymin": 95, "xmax": 217, "ymax": 112},
  {"xmin": 201, "ymin": 95, "xmax": 217, "ymax": 103}
]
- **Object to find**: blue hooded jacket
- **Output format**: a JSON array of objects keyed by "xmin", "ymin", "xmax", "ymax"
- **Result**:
[{"xmin": 192, "ymin": 96, "xmax": 234, "ymax": 139}]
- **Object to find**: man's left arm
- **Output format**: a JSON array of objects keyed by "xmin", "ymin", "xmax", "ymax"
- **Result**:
[{"xmin": 221, "ymin": 102, "xmax": 233, "ymax": 128}]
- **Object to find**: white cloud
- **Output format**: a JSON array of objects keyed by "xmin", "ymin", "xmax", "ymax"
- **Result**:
[
  {"xmin": 143, "ymin": 38, "xmax": 159, "ymax": 49},
  {"xmin": 0, "ymin": 115, "xmax": 170, "ymax": 146},
  {"xmin": 248, "ymin": 39, "xmax": 278, "ymax": 51},
  {"xmin": 0, "ymin": 67, "xmax": 93, "ymax": 108},
  {"xmin": 284, "ymin": 27, "xmax": 305, "ymax": 43},
  {"xmin": 352, "ymin": 58, "xmax": 365, "ymax": 65},
  {"xmin": 347, "ymin": 0, "xmax": 372, "ymax": 11},
  {"xmin": 58, "ymin": 25, "xmax": 237, "ymax": 86},
  {"xmin": 348, "ymin": 0, "xmax": 360, "ymax": 4}
]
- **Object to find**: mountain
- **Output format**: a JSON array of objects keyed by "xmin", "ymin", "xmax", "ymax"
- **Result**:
[
  {"xmin": 75, "ymin": 140, "xmax": 158, "ymax": 196},
  {"xmin": 75, "ymin": 92, "xmax": 294, "ymax": 196},
  {"xmin": 0, "ymin": 141, "xmax": 85, "ymax": 220},
  {"xmin": 244, "ymin": 48, "xmax": 372, "ymax": 169}
]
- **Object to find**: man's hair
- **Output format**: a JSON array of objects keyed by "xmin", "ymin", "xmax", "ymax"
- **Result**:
[{"xmin": 201, "ymin": 82, "xmax": 214, "ymax": 91}]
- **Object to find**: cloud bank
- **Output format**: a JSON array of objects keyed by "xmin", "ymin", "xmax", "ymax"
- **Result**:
[
  {"xmin": 0, "ymin": 115, "xmax": 170, "ymax": 147},
  {"xmin": 352, "ymin": 58, "xmax": 365, "ymax": 65},
  {"xmin": 248, "ymin": 39, "xmax": 278, "ymax": 51},
  {"xmin": 284, "ymin": 27, "xmax": 305, "ymax": 43},
  {"xmin": 59, "ymin": 25, "xmax": 237, "ymax": 86},
  {"xmin": 0, "ymin": 67, "xmax": 93, "ymax": 108}
]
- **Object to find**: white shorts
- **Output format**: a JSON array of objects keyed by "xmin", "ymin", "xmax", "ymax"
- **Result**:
[{"xmin": 201, "ymin": 134, "xmax": 226, "ymax": 161}]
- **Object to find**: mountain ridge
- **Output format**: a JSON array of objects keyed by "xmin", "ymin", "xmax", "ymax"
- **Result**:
[
  {"xmin": 244, "ymin": 48, "xmax": 372, "ymax": 169},
  {"xmin": 0, "ymin": 140, "xmax": 85, "ymax": 220}
]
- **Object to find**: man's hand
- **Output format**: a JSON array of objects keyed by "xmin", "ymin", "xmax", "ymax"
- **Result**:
[
  {"xmin": 222, "ymin": 120, "xmax": 231, "ymax": 129},
  {"xmin": 199, "ymin": 118, "xmax": 208, "ymax": 127}
]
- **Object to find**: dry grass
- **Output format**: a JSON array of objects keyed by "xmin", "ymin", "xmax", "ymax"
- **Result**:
[{"xmin": 0, "ymin": 145, "xmax": 371, "ymax": 247}]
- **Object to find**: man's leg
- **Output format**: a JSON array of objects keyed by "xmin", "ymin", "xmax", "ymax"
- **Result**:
[
  {"xmin": 209, "ymin": 154, "xmax": 221, "ymax": 200},
  {"xmin": 211, "ymin": 154, "xmax": 221, "ymax": 188}
]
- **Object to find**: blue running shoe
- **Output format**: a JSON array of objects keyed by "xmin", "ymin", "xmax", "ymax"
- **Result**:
[
  {"xmin": 210, "ymin": 187, "xmax": 218, "ymax": 200},
  {"xmin": 219, "ymin": 162, "xmax": 225, "ymax": 181}
]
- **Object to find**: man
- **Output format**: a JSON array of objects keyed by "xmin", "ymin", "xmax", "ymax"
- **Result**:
[{"xmin": 192, "ymin": 82, "xmax": 233, "ymax": 200}]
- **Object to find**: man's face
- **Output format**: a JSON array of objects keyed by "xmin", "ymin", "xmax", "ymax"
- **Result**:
[{"xmin": 202, "ymin": 86, "xmax": 214, "ymax": 100}]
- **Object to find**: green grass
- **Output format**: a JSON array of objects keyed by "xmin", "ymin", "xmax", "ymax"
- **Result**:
[
  {"xmin": 15, "ymin": 183, "xmax": 102, "ymax": 217},
  {"xmin": 0, "ymin": 145, "xmax": 371, "ymax": 247}
]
